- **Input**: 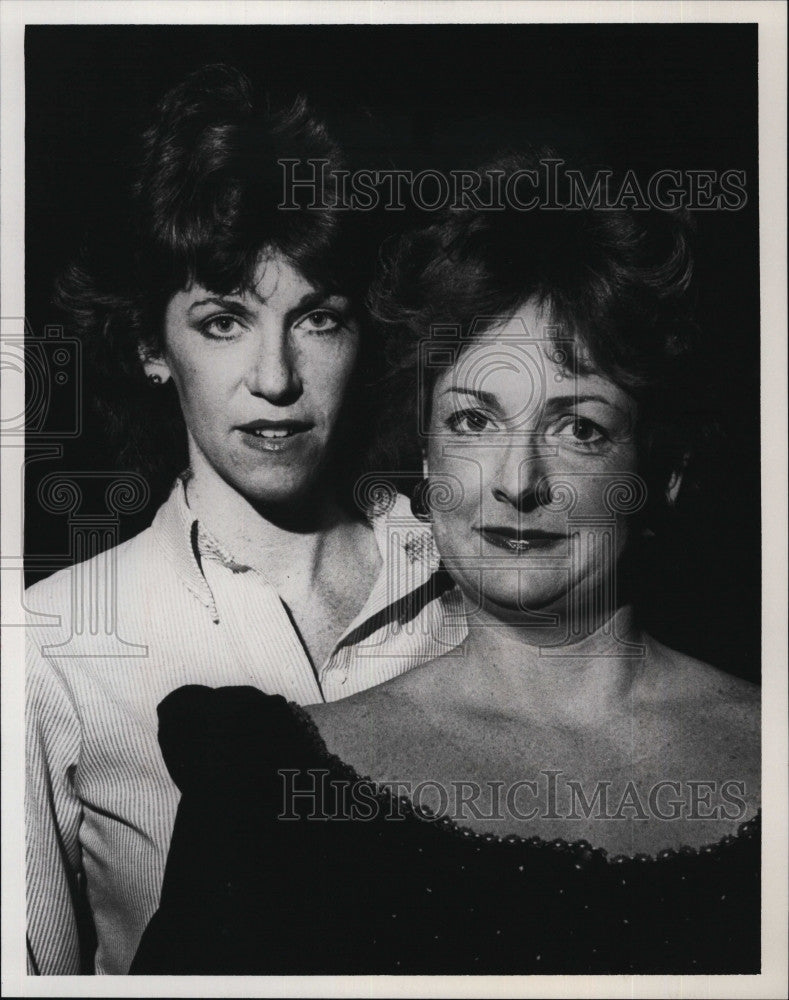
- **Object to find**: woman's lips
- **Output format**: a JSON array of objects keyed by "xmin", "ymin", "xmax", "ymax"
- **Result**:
[
  {"xmin": 477, "ymin": 527, "xmax": 566, "ymax": 552},
  {"xmin": 236, "ymin": 419, "xmax": 312, "ymax": 453}
]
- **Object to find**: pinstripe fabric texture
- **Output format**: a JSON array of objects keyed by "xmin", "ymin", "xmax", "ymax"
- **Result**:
[{"xmin": 26, "ymin": 480, "xmax": 467, "ymax": 975}]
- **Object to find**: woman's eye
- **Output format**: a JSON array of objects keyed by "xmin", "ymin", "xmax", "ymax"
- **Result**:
[
  {"xmin": 446, "ymin": 409, "xmax": 495, "ymax": 435},
  {"xmin": 555, "ymin": 417, "xmax": 608, "ymax": 447},
  {"xmin": 201, "ymin": 315, "xmax": 242, "ymax": 340},
  {"xmin": 296, "ymin": 310, "xmax": 342, "ymax": 334}
]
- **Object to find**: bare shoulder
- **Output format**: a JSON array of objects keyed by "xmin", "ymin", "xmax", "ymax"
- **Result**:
[
  {"xmin": 308, "ymin": 688, "xmax": 404, "ymax": 779},
  {"xmin": 307, "ymin": 653, "xmax": 458, "ymax": 776},
  {"xmin": 640, "ymin": 637, "xmax": 761, "ymax": 803},
  {"xmin": 646, "ymin": 636, "xmax": 760, "ymax": 717}
]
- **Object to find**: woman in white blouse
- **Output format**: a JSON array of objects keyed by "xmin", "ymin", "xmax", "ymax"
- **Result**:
[{"xmin": 25, "ymin": 64, "xmax": 464, "ymax": 975}]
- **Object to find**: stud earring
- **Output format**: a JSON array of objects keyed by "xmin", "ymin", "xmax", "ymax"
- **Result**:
[{"xmin": 147, "ymin": 373, "xmax": 163, "ymax": 385}]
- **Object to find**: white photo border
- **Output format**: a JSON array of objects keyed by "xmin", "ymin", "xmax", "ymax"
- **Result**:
[{"xmin": 2, "ymin": 2, "xmax": 786, "ymax": 998}]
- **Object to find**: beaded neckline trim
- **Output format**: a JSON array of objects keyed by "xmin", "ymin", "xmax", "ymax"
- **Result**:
[{"xmin": 287, "ymin": 700, "xmax": 760, "ymax": 867}]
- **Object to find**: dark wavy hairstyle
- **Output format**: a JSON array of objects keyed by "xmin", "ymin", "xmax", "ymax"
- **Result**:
[
  {"xmin": 55, "ymin": 64, "xmax": 377, "ymax": 498},
  {"xmin": 369, "ymin": 150, "xmax": 706, "ymax": 528}
]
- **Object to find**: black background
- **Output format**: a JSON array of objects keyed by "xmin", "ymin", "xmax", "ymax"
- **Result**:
[{"xmin": 24, "ymin": 24, "xmax": 760, "ymax": 682}]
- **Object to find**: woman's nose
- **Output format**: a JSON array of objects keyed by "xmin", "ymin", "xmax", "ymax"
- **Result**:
[
  {"xmin": 490, "ymin": 434, "xmax": 547, "ymax": 512},
  {"xmin": 245, "ymin": 327, "xmax": 302, "ymax": 404}
]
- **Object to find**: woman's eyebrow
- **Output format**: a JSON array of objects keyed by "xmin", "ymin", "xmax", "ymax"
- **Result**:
[
  {"xmin": 187, "ymin": 296, "xmax": 254, "ymax": 317},
  {"xmin": 441, "ymin": 386, "xmax": 499, "ymax": 407},
  {"xmin": 545, "ymin": 393, "xmax": 628, "ymax": 417},
  {"xmin": 443, "ymin": 387, "xmax": 629, "ymax": 418},
  {"xmin": 188, "ymin": 291, "xmax": 350, "ymax": 322}
]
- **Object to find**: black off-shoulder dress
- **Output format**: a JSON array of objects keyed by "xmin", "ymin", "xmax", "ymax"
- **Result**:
[{"xmin": 130, "ymin": 685, "xmax": 760, "ymax": 975}]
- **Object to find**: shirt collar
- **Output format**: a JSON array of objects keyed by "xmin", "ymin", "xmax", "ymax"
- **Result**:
[
  {"xmin": 151, "ymin": 476, "xmax": 219, "ymax": 617},
  {"xmin": 151, "ymin": 477, "xmax": 443, "ymax": 623}
]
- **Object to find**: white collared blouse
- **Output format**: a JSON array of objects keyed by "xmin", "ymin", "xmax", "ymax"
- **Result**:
[{"xmin": 26, "ymin": 480, "xmax": 466, "ymax": 975}]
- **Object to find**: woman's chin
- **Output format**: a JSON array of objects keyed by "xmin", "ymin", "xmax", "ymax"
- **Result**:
[
  {"xmin": 469, "ymin": 584, "xmax": 631, "ymax": 647},
  {"xmin": 473, "ymin": 588, "xmax": 567, "ymax": 626}
]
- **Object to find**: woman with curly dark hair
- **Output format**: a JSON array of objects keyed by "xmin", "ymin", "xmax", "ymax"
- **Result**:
[
  {"xmin": 25, "ymin": 65, "xmax": 465, "ymax": 975},
  {"xmin": 133, "ymin": 152, "xmax": 760, "ymax": 975}
]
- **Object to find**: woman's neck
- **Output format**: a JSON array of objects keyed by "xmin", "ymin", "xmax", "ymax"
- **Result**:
[
  {"xmin": 454, "ymin": 604, "xmax": 649, "ymax": 725},
  {"xmin": 183, "ymin": 461, "xmax": 363, "ymax": 594}
]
